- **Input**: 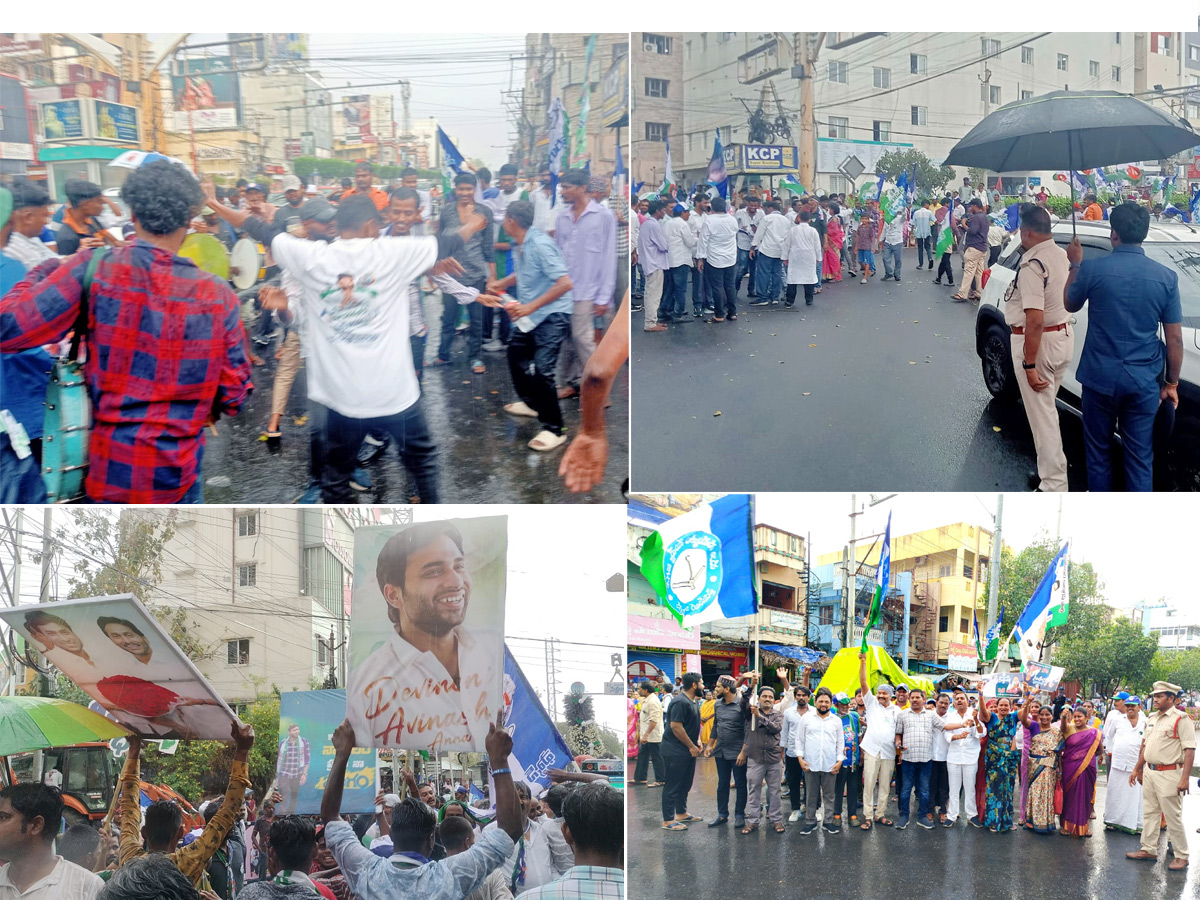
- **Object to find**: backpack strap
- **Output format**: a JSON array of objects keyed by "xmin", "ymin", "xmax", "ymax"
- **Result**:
[{"xmin": 68, "ymin": 247, "xmax": 108, "ymax": 362}]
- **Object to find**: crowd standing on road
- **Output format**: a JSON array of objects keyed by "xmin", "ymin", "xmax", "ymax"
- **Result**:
[{"xmin": 629, "ymin": 657, "xmax": 1194, "ymax": 873}]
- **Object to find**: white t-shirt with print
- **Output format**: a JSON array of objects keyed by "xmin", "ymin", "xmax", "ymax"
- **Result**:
[{"xmin": 269, "ymin": 233, "xmax": 438, "ymax": 418}]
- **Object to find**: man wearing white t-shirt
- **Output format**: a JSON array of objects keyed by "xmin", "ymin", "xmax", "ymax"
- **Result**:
[
  {"xmin": 858, "ymin": 652, "xmax": 900, "ymax": 828},
  {"xmin": 233, "ymin": 194, "xmax": 486, "ymax": 503},
  {"xmin": 942, "ymin": 687, "xmax": 986, "ymax": 827},
  {"xmin": 0, "ymin": 784, "xmax": 103, "ymax": 900}
]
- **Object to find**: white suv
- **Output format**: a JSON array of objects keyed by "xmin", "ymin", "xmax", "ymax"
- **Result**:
[{"xmin": 974, "ymin": 220, "xmax": 1200, "ymax": 489}]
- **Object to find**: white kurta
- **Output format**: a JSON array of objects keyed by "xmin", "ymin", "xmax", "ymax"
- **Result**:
[
  {"xmin": 1104, "ymin": 716, "xmax": 1146, "ymax": 832},
  {"xmin": 784, "ymin": 224, "xmax": 822, "ymax": 285}
]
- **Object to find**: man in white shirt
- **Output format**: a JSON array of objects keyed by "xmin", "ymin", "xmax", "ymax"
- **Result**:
[
  {"xmin": 779, "ymin": 684, "xmax": 811, "ymax": 822},
  {"xmin": 2, "ymin": 183, "xmax": 56, "ymax": 269},
  {"xmin": 930, "ymin": 693, "xmax": 953, "ymax": 824},
  {"xmin": 749, "ymin": 201, "xmax": 791, "ymax": 305},
  {"xmin": 858, "ymin": 652, "xmax": 900, "ymax": 828},
  {"xmin": 734, "ymin": 198, "xmax": 764, "ymax": 299},
  {"xmin": 0, "ymin": 784, "xmax": 103, "ymax": 900},
  {"xmin": 942, "ymin": 687, "xmax": 986, "ymax": 827},
  {"xmin": 792, "ymin": 687, "xmax": 844, "ymax": 835},
  {"xmin": 697, "ymin": 197, "xmax": 740, "ymax": 322},
  {"xmin": 400, "ymin": 168, "xmax": 433, "ymax": 223},
  {"xmin": 347, "ymin": 521, "xmax": 500, "ymax": 753},
  {"xmin": 1103, "ymin": 691, "xmax": 1146, "ymax": 752},
  {"xmin": 531, "ymin": 171, "xmax": 556, "ymax": 236},
  {"xmin": 880, "ymin": 209, "xmax": 906, "ymax": 282},
  {"xmin": 911, "ymin": 200, "xmax": 935, "ymax": 270},
  {"xmin": 688, "ymin": 196, "xmax": 711, "ymax": 313},
  {"xmin": 483, "ymin": 783, "xmax": 571, "ymax": 894},
  {"xmin": 662, "ymin": 206, "xmax": 696, "ymax": 319}
]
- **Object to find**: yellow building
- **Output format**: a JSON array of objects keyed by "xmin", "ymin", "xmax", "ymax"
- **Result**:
[{"xmin": 818, "ymin": 522, "xmax": 998, "ymax": 665}]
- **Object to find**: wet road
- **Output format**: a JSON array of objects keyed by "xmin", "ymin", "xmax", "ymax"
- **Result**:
[
  {"xmin": 628, "ymin": 757, "xmax": 1200, "ymax": 900},
  {"xmin": 199, "ymin": 293, "xmax": 629, "ymax": 504},
  {"xmin": 631, "ymin": 248, "xmax": 1087, "ymax": 492}
]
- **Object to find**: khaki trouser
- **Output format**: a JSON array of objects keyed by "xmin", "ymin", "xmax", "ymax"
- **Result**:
[
  {"xmin": 556, "ymin": 298, "xmax": 599, "ymax": 388},
  {"xmin": 960, "ymin": 247, "xmax": 987, "ymax": 296},
  {"xmin": 642, "ymin": 268, "xmax": 664, "ymax": 330},
  {"xmin": 1141, "ymin": 766, "xmax": 1188, "ymax": 860},
  {"xmin": 1011, "ymin": 329, "xmax": 1074, "ymax": 492},
  {"xmin": 862, "ymin": 749, "xmax": 895, "ymax": 821},
  {"xmin": 270, "ymin": 330, "xmax": 303, "ymax": 418}
]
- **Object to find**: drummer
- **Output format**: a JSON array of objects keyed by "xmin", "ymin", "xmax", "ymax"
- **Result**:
[{"xmin": 55, "ymin": 179, "xmax": 123, "ymax": 255}]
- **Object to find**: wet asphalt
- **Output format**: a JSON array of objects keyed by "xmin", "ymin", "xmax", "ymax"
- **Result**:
[
  {"xmin": 198, "ymin": 293, "xmax": 629, "ymax": 504},
  {"xmin": 628, "ymin": 757, "xmax": 1200, "ymax": 900},
  {"xmin": 631, "ymin": 248, "xmax": 1090, "ymax": 493}
]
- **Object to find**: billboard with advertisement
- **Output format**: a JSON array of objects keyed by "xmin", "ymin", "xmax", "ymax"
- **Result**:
[
  {"xmin": 95, "ymin": 101, "xmax": 139, "ymax": 143},
  {"xmin": 270, "ymin": 33, "xmax": 308, "ymax": 61},
  {"xmin": 276, "ymin": 690, "xmax": 376, "ymax": 816},
  {"xmin": 817, "ymin": 137, "xmax": 914, "ymax": 175},
  {"xmin": 947, "ymin": 641, "xmax": 978, "ymax": 673},
  {"xmin": 369, "ymin": 94, "xmax": 394, "ymax": 140},
  {"xmin": 601, "ymin": 54, "xmax": 629, "ymax": 128},
  {"xmin": 722, "ymin": 143, "xmax": 799, "ymax": 174},
  {"xmin": 39, "ymin": 100, "xmax": 85, "ymax": 141},
  {"xmin": 342, "ymin": 95, "xmax": 370, "ymax": 139},
  {"xmin": 0, "ymin": 74, "xmax": 31, "ymax": 145},
  {"xmin": 171, "ymin": 59, "xmax": 241, "ymax": 132}
]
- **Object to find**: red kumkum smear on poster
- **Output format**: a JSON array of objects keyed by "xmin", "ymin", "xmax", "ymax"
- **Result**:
[{"xmin": 97, "ymin": 675, "xmax": 180, "ymax": 718}]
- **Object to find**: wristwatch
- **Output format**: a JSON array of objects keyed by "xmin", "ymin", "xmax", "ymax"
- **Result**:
[{"xmin": 1022, "ymin": 362, "xmax": 1037, "ymax": 370}]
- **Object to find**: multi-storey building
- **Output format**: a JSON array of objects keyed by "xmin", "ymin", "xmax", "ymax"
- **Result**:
[{"xmin": 630, "ymin": 32, "xmax": 683, "ymax": 188}]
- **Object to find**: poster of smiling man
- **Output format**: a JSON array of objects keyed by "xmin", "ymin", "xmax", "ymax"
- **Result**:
[
  {"xmin": 0, "ymin": 595, "xmax": 237, "ymax": 739},
  {"xmin": 347, "ymin": 516, "xmax": 507, "ymax": 752}
]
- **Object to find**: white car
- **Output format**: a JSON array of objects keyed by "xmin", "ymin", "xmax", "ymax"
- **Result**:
[{"xmin": 974, "ymin": 220, "xmax": 1200, "ymax": 489}]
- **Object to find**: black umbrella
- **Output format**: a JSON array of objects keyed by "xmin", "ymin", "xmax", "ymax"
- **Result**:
[{"xmin": 944, "ymin": 90, "xmax": 1199, "ymax": 233}]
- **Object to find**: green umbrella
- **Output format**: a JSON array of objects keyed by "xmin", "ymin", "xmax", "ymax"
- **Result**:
[{"xmin": 0, "ymin": 696, "xmax": 130, "ymax": 756}]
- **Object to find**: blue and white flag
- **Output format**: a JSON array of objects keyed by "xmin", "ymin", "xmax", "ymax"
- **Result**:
[
  {"xmin": 1190, "ymin": 187, "xmax": 1200, "ymax": 223},
  {"xmin": 469, "ymin": 783, "xmax": 485, "ymax": 801},
  {"xmin": 640, "ymin": 493, "xmax": 757, "ymax": 627},
  {"xmin": 984, "ymin": 607, "xmax": 1004, "ymax": 661},
  {"xmin": 1093, "ymin": 168, "xmax": 1109, "ymax": 193},
  {"xmin": 1071, "ymin": 171, "xmax": 1089, "ymax": 195},
  {"xmin": 547, "ymin": 97, "xmax": 568, "ymax": 207},
  {"xmin": 492, "ymin": 647, "xmax": 576, "ymax": 800},
  {"xmin": 437, "ymin": 126, "xmax": 484, "ymax": 204},
  {"xmin": 896, "ymin": 170, "xmax": 909, "ymax": 207},
  {"xmin": 1012, "ymin": 543, "xmax": 1069, "ymax": 668},
  {"xmin": 707, "ymin": 133, "xmax": 728, "ymax": 199},
  {"xmin": 874, "ymin": 173, "xmax": 885, "ymax": 201}
]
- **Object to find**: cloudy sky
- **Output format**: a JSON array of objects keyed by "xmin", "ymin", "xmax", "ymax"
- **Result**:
[
  {"xmin": 150, "ymin": 33, "xmax": 528, "ymax": 168},
  {"xmin": 757, "ymin": 492, "xmax": 1194, "ymax": 615}
]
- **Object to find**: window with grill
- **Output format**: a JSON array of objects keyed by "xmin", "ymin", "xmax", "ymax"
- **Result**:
[
  {"xmin": 828, "ymin": 116, "xmax": 848, "ymax": 138},
  {"xmin": 317, "ymin": 637, "xmax": 329, "ymax": 667},
  {"xmin": 829, "ymin": 174, "xmax": 849, "ymax": 195},
  {"xmin": 237, "ymin": 513, "xmax": 257, "ymax": 536},
  {"xmin": 960, "ymin": 618, "xmax": 969, "ymax": 635},
  {"xmin": 644, "ymin": 78, "xmax": 668, "ymax": 98},
  {"xmin": 1190, "ymin": 44, "xmax": 1200, "ymax": 62},
  {"xmin": 645, "ymin": 122, "xmax": 669, "ymax": 142},
  {"xmin": 1021, "ymin": 90, "xmax": 1033, "ymax": 100},
  {"xmin": 828, "ymin": 61, "xmax": 848, "ymax": 84},
  {"xmin": 227, "ymin": 639, "xmax": 250, "ymax": 666},
  {"xmin": 938, "ymin": 564, "xmax": 952, "ymax": 578},
  {"xmin": 911, "ymin": 106, "xmax": 927, "ymax": 126},
  {"xmin": 238, "ymin": 563, "xmax": 256, "ymax": 587},
  {"xmin": 643, "ymin": 34, "xmax": 671, "ymax": 55},
  {"xmin": 982, "ymin": 85, "xmax": 1001, "ymax": 105},
  {"xmin": 820, "ymin": 606, "xmax": 834, "ymax": 625},
  {"xmin": 873, "ymin": 67, "xmax": 891, "ymax": 89}
]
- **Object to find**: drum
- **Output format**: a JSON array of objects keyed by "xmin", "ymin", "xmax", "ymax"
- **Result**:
[
  {"xmin": 41, "ymin": 358, "xmax": 91, "ymax": 503},
  {"xmin": 230, "ymin": 237, "xmax": 265, "ymax": 290},
  {"xmin": 179, "ymin": 232, "xmax": 231, "ymax": 281}
]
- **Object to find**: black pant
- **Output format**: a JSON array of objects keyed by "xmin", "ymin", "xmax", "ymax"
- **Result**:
[
  {"xmin": 937, "ymin": 252, "xmax": 954, "ymax": 283},
  {"xmin": 482, "ymin": 303, "xmax": 512, "ymax": 345},
  {"xmin": 506, "ymin": 312, "xmax": 570, "ymax": 435},
  {"xmin": 834, "ymin": 763, "xmax": 861, "ymax": 818},
  {"xmin": 915, "ymin": 235, "xmax": 933, "ymax": 267},
  {"xmin": 633, "ymin": 741, "xmax": 663, "ymax": 783},
  {"xmin": 661, "ymin": 753, "xmax": 696, "ymax": 821},
  {"xmin": 705, "ymin": 264, "xmax": 737, "ymax": 318},
  {"xmin": 785, "ymin": 283, "xmax": 816, "ymax": 306},
  {"xmin": 930, "ymin": 760, "xmax": 950, "ymax": 812},
  {"xmin": 784, "ymin": 754, "xmax": 806, "ymax": 811},
  {"xmin": 315, "ymin": 399, "xmax": 439, "ymax": 503},
  {"xmin": 715, "ymin": 756, "xmax": 748, "ymax": 818},
  {"xmin": 988, "ymin": 245, "xmax": 1002, "ymax": 266}
]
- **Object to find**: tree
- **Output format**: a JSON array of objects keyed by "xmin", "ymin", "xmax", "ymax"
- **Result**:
[
  {"xmin": 1150, "ymin": 648, "xmax": 1200, "ymax": 693},
  {"xmin": 874, "ymin": 148, "xmax": 954, "ymax": 198},
  {"xmin": 1055, "ymin": 618, "xmax": 1158, "ymax": 698}
]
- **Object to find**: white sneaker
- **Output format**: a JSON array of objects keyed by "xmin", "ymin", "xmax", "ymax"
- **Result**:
[
  {"xmin": 482, "ymin": 338, "xmax": 505, "ymax": 353},
  {"xmin": 788, "ymin": 810, "xmax": 802, "ymax": 823}
]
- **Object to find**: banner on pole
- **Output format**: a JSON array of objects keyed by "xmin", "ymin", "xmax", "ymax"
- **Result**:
[{"xmin": 279, "ymin": 690, "xmax": 377, "ymax": 815}]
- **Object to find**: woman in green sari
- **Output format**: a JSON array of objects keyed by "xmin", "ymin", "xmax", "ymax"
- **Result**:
[{"xmin": 1020, "ymin": 702, "xmax": 1062, "ymax": 834}]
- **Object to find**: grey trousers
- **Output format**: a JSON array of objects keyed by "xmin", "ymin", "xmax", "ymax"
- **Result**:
[
  {"xmin": 804, "ymin": 769, "xmax": 837, "ymax": 826},
  {"xmin": 746, "ymin": 758, "xmax": 783, "ymax": 825}
]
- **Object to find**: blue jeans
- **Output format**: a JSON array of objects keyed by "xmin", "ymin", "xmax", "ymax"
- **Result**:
[
  {"xmin": 883, "ymin": 242, "xmax": 903, "ymax": 277},
  {"xmin": 736, "ymin": 247, "xmax": 756, "ymax": 295},
  {"xmin": 898, "ymin": 758, "xmax": 932, "ymax": 820},
  {"xmin": 691, "ymin": 261, "xmax": 710, "ymax": 308},
  {"xmin": 755, "ymin": 253, "xmax": 782, "ymax": 300},
  {"xmin": 1081, "ymin": 383, "xmax": 1159, "ymax": 492},
  {"xmin": 857, "ymin": 249, "xmax": 876, "ymax": 272},
  {"xmin": 669, "ymin": 265, "xmax": 692, "ymax": 315}
]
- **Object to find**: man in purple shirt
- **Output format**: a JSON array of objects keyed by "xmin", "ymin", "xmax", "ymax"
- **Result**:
[
  {"xmin": 554, "ymin": 169, "xmax": 616, "ymax": 398},
  {"xmin": 952, "ymin": 199, "xmax": 990, "ymax": 301},
  {"xmin": 638, "ymin": 199, "xmax": 670, "ymax": 332}
]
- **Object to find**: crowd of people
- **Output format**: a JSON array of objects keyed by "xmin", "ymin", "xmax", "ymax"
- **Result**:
[
  {"xmin": 0, "ymin": 716, "xmax": 625, "ymax": 900},
  {"xmin": 0, "ymin": 156, "xmax": 630, "ymax": 504},
  {"xmin": 628, "ymin": 655, "xmax": 1193, "ymax": 871}
]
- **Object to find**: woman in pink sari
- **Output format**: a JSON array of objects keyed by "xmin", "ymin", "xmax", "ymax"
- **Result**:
[
  {"xmin": 1059, "ymin": 706, "xmax": 1102, "ymax": 836},
  {"xmin": 627, "ymin": 694, "xmax": 640, "ymax": 761},
  {"xmin": 823, "ymin": 203, "xmax": 844, "ymax": 282}
]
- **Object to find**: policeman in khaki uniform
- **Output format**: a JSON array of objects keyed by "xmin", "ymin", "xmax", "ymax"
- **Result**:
[
  {"xmin": 1004, "ymin": 203, "xmax": 1073, "ymax": 492},
  {"xmin": 1127, "ymin": 681, "xmax": 1195, "ymax": 871}
]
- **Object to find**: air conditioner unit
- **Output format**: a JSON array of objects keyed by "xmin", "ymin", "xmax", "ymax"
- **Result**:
[
  {"xmin": 643, "ymin": 42, "xmax": 659, "ymax": 53},
  {"xmin": 758, "ymin": 560, "xmax": 770, "ymax": 574}
]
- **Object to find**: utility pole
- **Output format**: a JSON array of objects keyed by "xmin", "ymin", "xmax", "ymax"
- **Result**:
[
  {"xmin": 980, "ymin": 65, "xmax": 993, "ymax": 118},
  {"xmin": 38, "ymin": 508, "xmax": 52, "ymax": 605},
  {"xmin": 987, "ymin": 494, "xmax": 1004, "ymax": 671},
  {"xmin": 843, "ymin": 493, "xmax": 858, "ymax": 650},
  {"xmin": 796, "ymin": 32, "xmax": 825, "ymax": 192}
]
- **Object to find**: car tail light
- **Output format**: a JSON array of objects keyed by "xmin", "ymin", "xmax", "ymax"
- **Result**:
[{"xmin": 980, "ymin": 268, "xmax": 991, "ymax": 290}]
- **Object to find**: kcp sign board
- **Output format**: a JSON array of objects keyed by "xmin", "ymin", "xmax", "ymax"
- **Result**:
[{"xmin": 722, "ymin": 143, "xmax": 799, "ymax": 175}]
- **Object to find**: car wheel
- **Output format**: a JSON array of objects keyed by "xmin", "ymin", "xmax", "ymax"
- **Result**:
[{"xmin": 981, "ymin": 323, "xmax": 1018, "ymax": 402}]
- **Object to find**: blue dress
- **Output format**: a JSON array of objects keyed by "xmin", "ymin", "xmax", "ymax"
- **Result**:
[{"xmin": 983, "ymin": 710, "xmax": 1021, "ymax": 831}]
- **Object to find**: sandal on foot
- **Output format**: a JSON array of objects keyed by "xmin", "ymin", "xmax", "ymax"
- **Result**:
[
  {"xmin": 675, "ymin": 814, "xmax": 702, "ymax": 823},
  {"xmin": 773, "ymin": 823, "xmax": 785, "ymax": 833},
  {"xmin": 503, "ymin": 401, "xmax": 538, "ymax": 418},
  {"xmin": 528, "ymin": 429, "xmax": 567, "ymax": 452},
  {"xmin": 860, "ymin": 820, "xmax": 872, "ymax": 831},
  {"xmin": 740, "ymin": 824, "xmax": 758, "ymax": 835},
  {"xmin": 876, "ymin": 817, "xmax": 893, "ymax": 827},
  {"xmin": 662, "ymin": 822, "xmax": 688, "ymax": 831}
]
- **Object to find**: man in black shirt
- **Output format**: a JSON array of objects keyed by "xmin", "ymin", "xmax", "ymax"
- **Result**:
[
  {"xmin": 661, "ymin": 671, "xmax": 703, "ymax": 832},
  {"xmin": 704, "ymin": 675, "xmax": 748, "ymax": 827},
  {"xmin": 1052, "ymin": 687, "xmax": 1070, "ymax": 722},
  {"xmin": 55, "ymin": 179, "xmax": 107, "ymax": 255}
]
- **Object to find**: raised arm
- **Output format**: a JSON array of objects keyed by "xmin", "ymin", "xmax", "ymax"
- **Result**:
[
  {"xmin": 322, "ymin": 719, "xmax": 356, "ymax": 825},
  {"xmin": 116, "ymin": 735, "xmax": 145, "ymax": 866},
  {"xmin": 175, "ymin": 722, "xmax": 254, "ymax": 884},
  {"xmin": 858, "ymin": 652, "xmax": 870, "ymax": 698}
]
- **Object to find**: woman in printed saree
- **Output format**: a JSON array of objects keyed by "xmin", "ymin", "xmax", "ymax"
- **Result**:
[
  {"xmin": 1017, "ymin": 698, "xmax": 1041, "ymax": 826},
  {"xmin": 823, "ymin": 207, "xmax": 844, "ymax": 282},
  {"xmin": 1103, "ymin": 697, "xmax": 1146, "ymax": 834},
  {"xmin": 1020, "ymin": 702, "xmax": 1062, "ymax": 834},
  {"xmin": 1060, "ymin": 706, "xmax": 1103, "ymax": 836},
  {"xmin": 978, "ymin": 690, "xmax": 1024, "ymax": 832},
  {"xmin": 627, "ymin": 695, "xmax": 640, "ymax": 762}
]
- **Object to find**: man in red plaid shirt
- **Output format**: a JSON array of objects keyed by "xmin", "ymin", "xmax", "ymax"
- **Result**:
[{"xmin": 1, "ymin": 161, "xmax": 252, "ymax": 503}]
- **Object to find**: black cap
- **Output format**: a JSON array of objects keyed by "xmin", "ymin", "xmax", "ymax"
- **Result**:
[{"xmin": 300, "ymin": 198, "xmax": 337, "ymax": 224}]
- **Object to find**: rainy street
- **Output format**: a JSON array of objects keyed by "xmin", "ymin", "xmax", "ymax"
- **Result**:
[
  {"xmin": 628, "ymin": 757, "xmax": 1200, "ymax": 900},
  {"xmin": 198, "ymin": 292, "xmax": 629, "ymax": 504},
  {"xmin": 631, "ymin": 250, "xmax": 1090, "ymax": 493}
]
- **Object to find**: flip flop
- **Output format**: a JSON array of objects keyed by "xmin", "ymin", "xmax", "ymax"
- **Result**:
[
  {"xmin": 675, "ymin": 814, "xmax": 703, "ymax": 823},
  {"xmin": 503, "ymin": 401, "xmax": 539, "ymax": 418},
  {"xmin": 662, "ymin": 822, "xmax": 688, "ymax": 831},
  {"xmin": 646, "ymin": 782, "xmax": 665, "ymax": 788},
  {"xmin": 860, "ymin": 820, "xmax": 872, "ymax": 831},
  {"xmin": 875, "ymin": 817, "xmax": 893, "ymax": 827},
  {"xmin": 528, "ymin": 430, "xmax": 567, "ymax": 452},
  {"xmin": 740, "ymin": 824, "xmax": 758, "ymax": 835}
]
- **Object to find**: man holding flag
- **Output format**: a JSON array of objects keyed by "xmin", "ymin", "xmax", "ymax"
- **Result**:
[{"xmin": 933, "ymin": 198, "xmax": 956, "ymax": 287}]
